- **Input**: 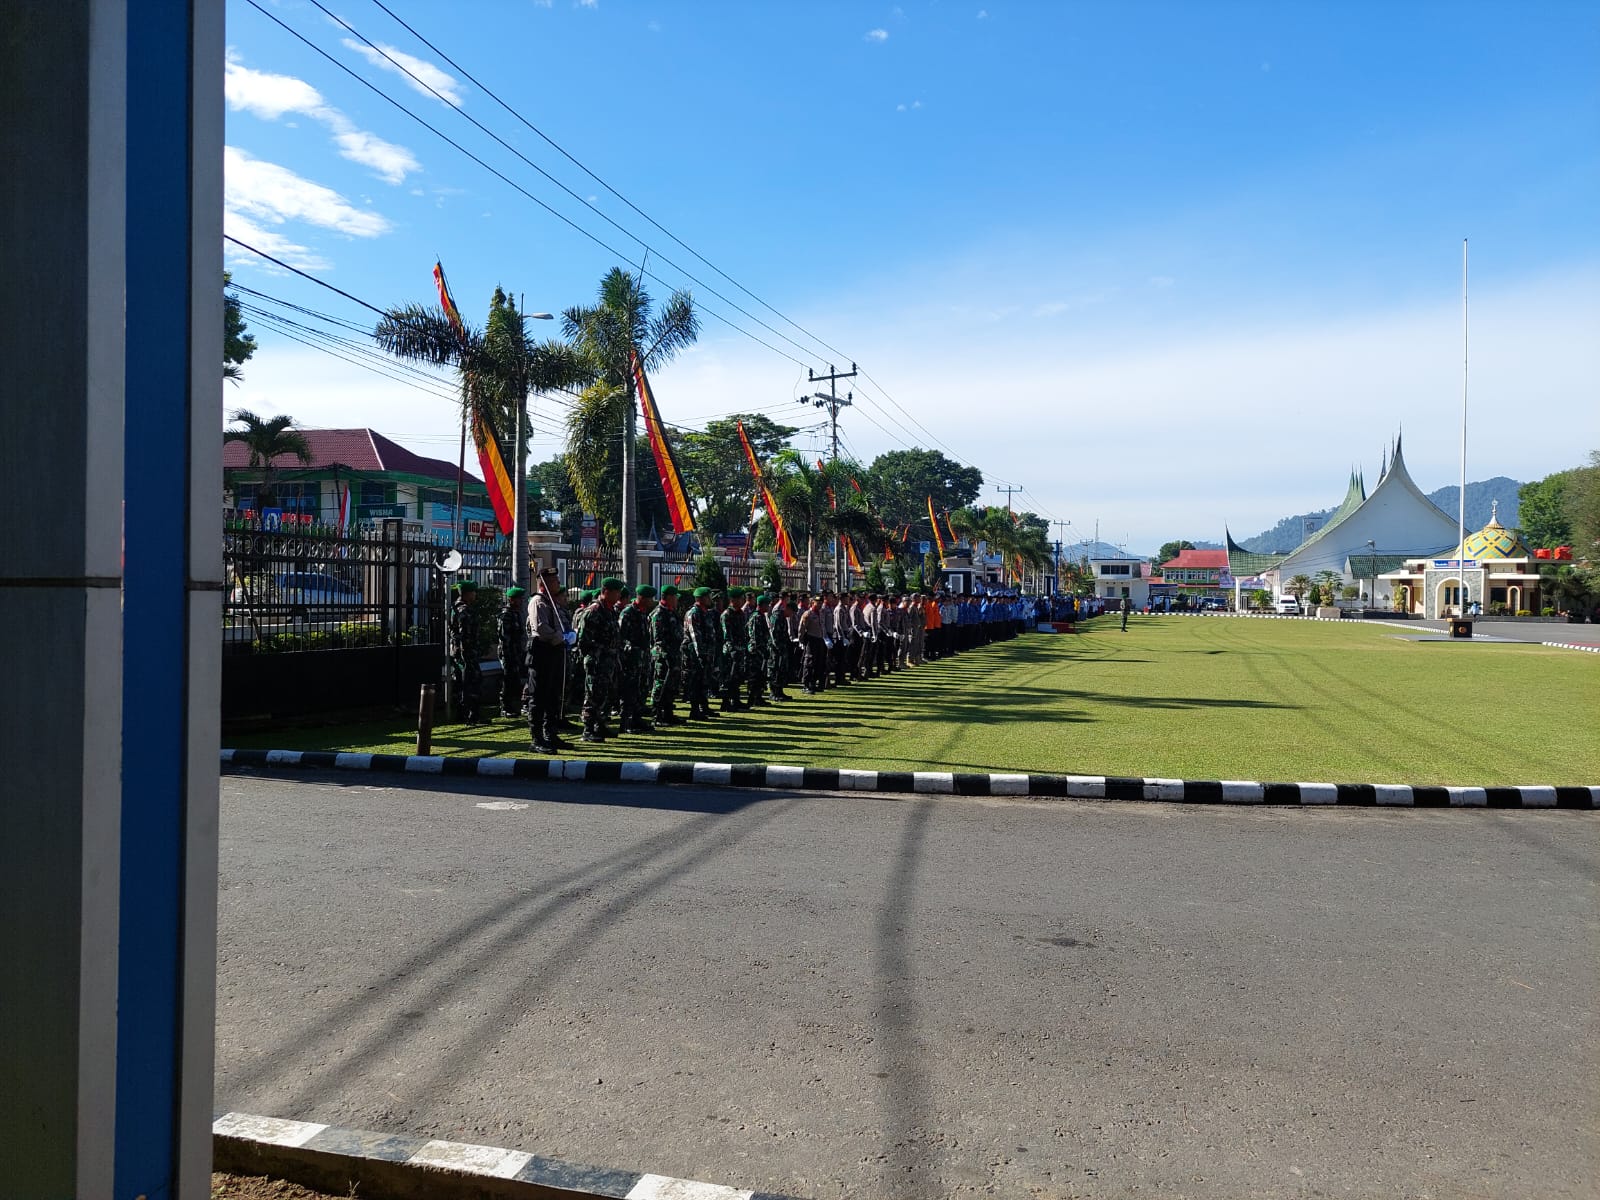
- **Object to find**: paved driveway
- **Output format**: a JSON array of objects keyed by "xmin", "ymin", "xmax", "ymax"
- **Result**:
[{"xmin": 217, "ymin": 772, "xmax": 1599, "ymax": 1198}]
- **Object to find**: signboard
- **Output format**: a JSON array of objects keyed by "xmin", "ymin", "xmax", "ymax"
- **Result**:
[
  {"xmin": 359, "ymin": 503, "xmax": 407, "ymax": 519},
  {"xmin": 714, "ymin": 532, "xmax": 748, "ymax": 550},
  {"xmin": 466, "ymin": 519, "xmax": 497, "ymax": 540},
  {"xmin": 1432, "ymin": 559, "xmax": 1482, "ymax": 570},
  {"xmin": 579, "ymin": 513, "xmax": 598, "ymax": 550}
]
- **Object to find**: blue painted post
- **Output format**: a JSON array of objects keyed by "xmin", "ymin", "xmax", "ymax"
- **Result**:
[{"xmin": 118, "ymin": 3, "xmax": 224, "ymax": 1199}]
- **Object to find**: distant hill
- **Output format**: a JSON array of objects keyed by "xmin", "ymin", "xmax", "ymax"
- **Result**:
[
  {"xmin": 1427, "ymin": 478, "xmax": 1521, "ymax": 531},
  {"xmin": 1236, "ymin": 477, "xmax": 1522, "ymax": 554}
]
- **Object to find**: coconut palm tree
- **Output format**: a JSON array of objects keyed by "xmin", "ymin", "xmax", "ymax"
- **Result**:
[
  {"xmin": 768, "ymin": 452, "xmax": 875, "ymax": 589},
  {"xmin": 562, "ymin": 267, "xmax": 697, "ymax": 582},
  {"xmin": 223, "ymin": 408, "xmax": 311, "ymax": 509},
  {"xmin": 375, "ymin": 287, "xmax": 589, "ymax": 589}
]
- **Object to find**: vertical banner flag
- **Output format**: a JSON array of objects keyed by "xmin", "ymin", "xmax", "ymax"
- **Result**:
[
  {"xmin": 944, "ymin": 510, "xmax": 960, "ymax": 548},
  {"xmin": 844, "ymin": 537, "xmax": 863, "ymax": 575},
  {"xmin": 738, "ymin": 419, "xmax": 796, "ymax": 566},
  {"xmin": 928, "ymin": 496, "xmax": 947, "ymax": 567},
  {"xmin": 434, "ymin": 260, "xmax": 516, "ymax": 534},
  {"xmin": 337, "ymin": 482, "xmax": 351, "ymax": 532},
  {"xmin": 633, "ymin": 350, "xmax": 696, "ymax": 535}
]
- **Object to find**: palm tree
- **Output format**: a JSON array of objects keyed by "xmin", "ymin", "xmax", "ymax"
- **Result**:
[
  {"xmin": 563, "ymin": 267, "xmax": 697, "ymax": 583},
  {"xmin": 1286, "ymin": 574, "xmax": 1313, "ymax": 604},
  {"xmin": 375, "ymin": 288, "xmax": 589, "ymax": 589},
  {"xmin": 224, "ymin": 408, "xmax": 311, "ymax": 509},
  {"xmin": 768, "ymin": 452, "xmax": 875, "ymax": 589}
]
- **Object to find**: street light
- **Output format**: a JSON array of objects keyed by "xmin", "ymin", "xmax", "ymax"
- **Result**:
[
  {"xmin": 510, "ymin": 310, "xmax": 555, "ymax": 593},
  {"xmin": 1365, "ymin": 539, "xmax": 1376, "ymax": 612}
]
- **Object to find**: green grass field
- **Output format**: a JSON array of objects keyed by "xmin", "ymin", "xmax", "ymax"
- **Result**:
[{"xmin": 231, "ymin": 616, "xmax": 1600, "ymax": 786}]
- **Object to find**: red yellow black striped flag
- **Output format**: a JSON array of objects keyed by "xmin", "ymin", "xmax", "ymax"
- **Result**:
[
  {"xmin": 738, "ymin": 419, "xmax": 796, "ymax": 566},
  {"xmin": 928, "ymin": 495, "xmax": 947, "ymax": 567},
  {"xmin": 633, "ymin": 351, "xmax": 695, "ymax": 535},
  {"xmin": 435, "ymin": 260, "xmax": 516, "ymax": 535}
]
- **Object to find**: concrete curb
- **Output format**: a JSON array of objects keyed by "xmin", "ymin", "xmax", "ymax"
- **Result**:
[
  {"xmin": 220, "ymin": 749, "xmax": 1599, "ymax": 809},
  {"xmin": 214, "ymin": 1110, "xmax": 805, "ymax": 1200}
]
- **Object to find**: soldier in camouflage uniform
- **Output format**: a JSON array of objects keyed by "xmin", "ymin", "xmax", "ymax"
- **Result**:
[
  {"xmin": 447, "ymin": 579, "xmax": 483, "ymax": 723},
  {"xmin": 649, "ymin": 584, "xmax": 684, "ymax": 725},
  {"xmin": 719, "ymin": 587, "xmax": 750, "ymax": 712},
  {"xmin": 574, "ymin": 577, "xmax": 623, "ymax": 742},
  {"xmin": 746, "ymin": 592, "xmax": 774, "ymax": 706},
  {"xmin": 498, "ymin": 586, "xmax": 528, "ymax": 718},
  {"xmin": 767, "ymin": 594, "xmax": 794, "ymax": 701},
  {"xmin": 617, "ymin": 584, "xmax": 655, "ymax": 734},
  {"xmin": 681, "ymin": 586, "xmax": 718, "ymax": 720}
]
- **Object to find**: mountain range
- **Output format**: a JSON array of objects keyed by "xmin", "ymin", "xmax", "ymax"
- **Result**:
[{"xmin": 1232, "ymin": 477, "xmax": 1522, "ymax": 555}]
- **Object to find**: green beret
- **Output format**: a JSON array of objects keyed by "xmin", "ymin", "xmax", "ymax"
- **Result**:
[
  {"xmin": 693, "ymin": 586, "xmax": 712, "ymax": 599},
  {"xmin": 620, "ymin": 585, "xmax": 634, "ymax": 598},
  {"xmin": 600, "ymin": 576, "xmax": 624, "ymax": 592},
  {"xmin": 457, "ymin": 578, "xmax": 478, "ymax": 592},
  {"xmin": 757, "ymin": 593, "xmax": 775, "ymax": 604},
  {"xmin": 727, "ymin": 586, "xmax": 744, "ymax": 598},
  {"xmin": 504, "ymin": 586, "xmax": 526, "ymax": 598},
  {"xmin": 634, "ymin": 584, "xmax": 657, "ymax": 598},
  {"xmin": 659, "ymin": 584, "xmax": 679, "ymax": 598},
  {"xmin": 580, "ymin": 589, "xmax": 597, "ymax": 602}
]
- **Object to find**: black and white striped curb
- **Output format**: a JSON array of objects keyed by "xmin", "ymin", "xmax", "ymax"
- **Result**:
[
  {"xmin": 220, "ymin": 748, "xmax": 1599, "ymax": 809},
  {"xmin": 214, "ymin": 1110, "xmax": 804, "ymax": 1200},
  {"xmin": 1542, "ymin": 640, "xmax": 1600, "ymax": 653}
]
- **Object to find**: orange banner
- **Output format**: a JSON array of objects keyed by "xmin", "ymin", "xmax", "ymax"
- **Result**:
[
  {"xmin": 738, "ymin": 419, "xmax": 796, "ymax": 566},
  {"xmin": 633, "ymin": 352, "xmax": 695, "ymax": 535}
]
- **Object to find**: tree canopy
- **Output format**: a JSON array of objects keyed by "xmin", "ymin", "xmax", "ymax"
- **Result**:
[
  {"xmin": 675, "ymin": 413, "xmax": 798, "ymax": 536},
  {"xmin": 1156, "ymin": 539, "xmax": 1196, "ymax": 564},
  {"xmin": 223, "ymin": 272, "xmax": 256, "ymax": 383},
  {"xmin": 863, "ymin": 449, "xmax": 983, "ymax": 541}
]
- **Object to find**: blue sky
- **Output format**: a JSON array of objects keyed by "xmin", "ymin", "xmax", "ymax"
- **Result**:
[{"xmin": 223, "ymin": 0, "xmax": 1599, "ymax": 552}]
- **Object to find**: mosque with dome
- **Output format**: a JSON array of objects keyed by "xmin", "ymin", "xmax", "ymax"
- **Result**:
[{"xmin": 1225, "ymin": 434, "xmax": 1542, "ymax": 618}]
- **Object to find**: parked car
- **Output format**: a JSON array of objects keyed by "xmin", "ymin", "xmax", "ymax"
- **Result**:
[
  {"xmin": 1275, "ymin": 595, "xmax": 1301, "ymax": 615},
  {"xmin": 233, "ymin": 571, "xmax": 364, "ymax": 614}
]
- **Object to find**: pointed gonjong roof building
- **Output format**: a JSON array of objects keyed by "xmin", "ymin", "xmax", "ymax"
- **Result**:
[{"xmin": 1226, "ymin": 434, "xmax": 1460, "ymax": 599}]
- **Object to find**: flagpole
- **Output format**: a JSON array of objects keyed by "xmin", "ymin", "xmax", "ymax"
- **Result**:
[{"xmin": 1459, "ymin": 238, "xmax": 1468, "ymax": 616}]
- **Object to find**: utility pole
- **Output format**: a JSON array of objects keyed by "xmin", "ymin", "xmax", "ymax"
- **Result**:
[
  {"xmin": 1051, "ymin": 519, "xmax": 1071, "ymax": 594},
  {"xmin": 996, "ymin": 483, "xmax": 1021, "ymax": 514},
  {"xmin": 801, "ymin": 362, "xmax": 856, "ymax": 587}
]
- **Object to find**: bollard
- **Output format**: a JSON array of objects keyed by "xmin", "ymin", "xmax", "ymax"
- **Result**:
[{"xmin": 417, "ymin": 683, "xmax": 436, "ymax": 755}]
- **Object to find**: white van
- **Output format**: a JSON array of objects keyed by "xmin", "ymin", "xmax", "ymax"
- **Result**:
[{"xmin": 1275, "ymin": 595, "xmax": 1301, "ymax": 615}]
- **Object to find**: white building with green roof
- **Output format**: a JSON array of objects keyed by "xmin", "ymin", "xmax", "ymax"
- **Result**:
[{"xmin": 1226, "ymin": 436, "xmax": 1460, "ymax": 606}]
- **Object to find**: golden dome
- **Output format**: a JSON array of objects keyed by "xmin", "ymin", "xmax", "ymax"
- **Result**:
[{"xmin": 1452, "ymin": 512, "xmax": 1528, "ymax": 563}]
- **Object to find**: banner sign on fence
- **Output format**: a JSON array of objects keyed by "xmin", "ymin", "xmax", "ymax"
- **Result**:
[{"xmin": 580, "ymin": 514, "xmax": 599, "ymax": 550}]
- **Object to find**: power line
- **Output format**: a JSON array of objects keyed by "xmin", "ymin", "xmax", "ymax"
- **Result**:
[
  {"xmin": 364, "ymin": 0, "xmax": 857, "ymax": 370},
  {"xmin": 241, "ymin": 0, "xmax": 812, "ymax": 371}
]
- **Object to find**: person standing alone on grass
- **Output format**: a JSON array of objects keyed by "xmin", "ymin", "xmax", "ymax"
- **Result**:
[{"xmin": 1120, "ymin": 594, "xmax": 1132, "ymax": 631}]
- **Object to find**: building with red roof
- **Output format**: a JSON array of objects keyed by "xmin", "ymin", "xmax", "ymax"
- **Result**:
[{"xmin": 223, "ymin": 427, "xmax": 506, "ymax": 537}]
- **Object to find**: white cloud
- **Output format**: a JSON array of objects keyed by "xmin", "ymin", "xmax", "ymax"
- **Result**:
[
  {"xmin": 224, "ymin": 145, "xmax": 393, "ymax": 240},
  {"xmin": 223, "ymin": 210, "xmax": 328, "ymax": 273},
  {"xmin": 578, "ymin": 0, "xmax": 598, "ymax": 8},
  {"xmin": 327, "ymin": 129, "xmax": 419, "ymax": 186},
  {"xmin": 226, "ymin": 56, "xmax": 420, "ymax": 184},
  {"xmin": 977, "ymin": 8, "xmax": 989, "ymax": 17},
  {"xmin": 897, "ymin": 99, "xmax": 923, "ymax": 112},
  {"xmin": 532, "ymin": 0, "xmax": 552, "ymax": 6},
  {"xmin": 866, "ymin": 28, "xmax": 889, "ymax": 42},
  {"xmin": 342, "ymin": 39, "xmax": 465, "ymax": 107}
]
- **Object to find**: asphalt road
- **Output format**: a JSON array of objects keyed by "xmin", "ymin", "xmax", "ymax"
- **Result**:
[{"xmin": 216, "ymin": 772, "xmax": 1599, "ymax": 1199}]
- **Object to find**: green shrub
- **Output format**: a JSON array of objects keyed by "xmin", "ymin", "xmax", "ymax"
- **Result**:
[
  {"xmin": 693, "ymin": 550, "xmax": 727, "ymax": 592},
  {"xmin": 1542, "ymin": 607, "xmax": 1556, "ymax": 616},
  {"xmin": 1516, "ymin": 610, "xmax": 1532, "ymax": 617}
]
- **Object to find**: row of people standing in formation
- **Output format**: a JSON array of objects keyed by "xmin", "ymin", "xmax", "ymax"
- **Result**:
[{"xmin": 454, "ymin": 577, "xmax": 1032, "ymax": 753}]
